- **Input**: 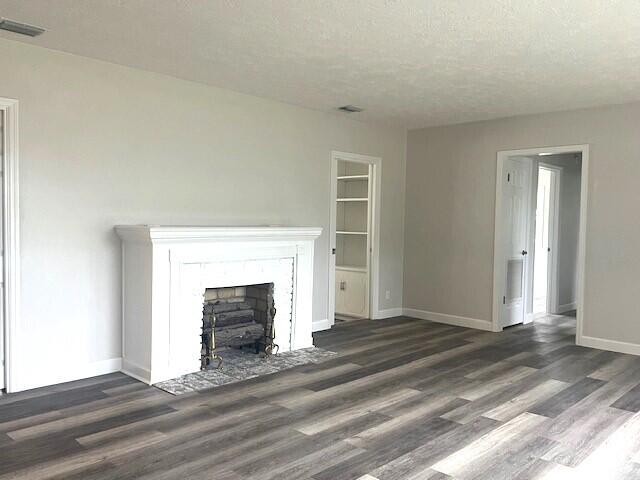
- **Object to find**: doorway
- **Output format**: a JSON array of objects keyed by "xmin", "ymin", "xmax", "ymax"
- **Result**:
[
  {"xmin": 492, "ymin": 145, "xmax": 588, "ymax": 343},
  {"xmin": 0, "ymin": 97, "xmax": 19, "ymax": 393},
  {"xmin": 0, "ymin": 107, "xmax": 4, "ymax": 391},
  {"xmin": 328, "ymin": 151, "xmax": 381, "ymax": 327},
  {"xmin": 532, "ymin": 164, "xmax": 561, "ymax": 317}
]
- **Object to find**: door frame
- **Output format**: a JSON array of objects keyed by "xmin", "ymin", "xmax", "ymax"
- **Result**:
[
  {"xmin": 492, "ymin": 144, "xmax": 589, "ymax": 343},
  {"xmin": 328, "ymin": 151, "xmax": 381, "ymax": 328},
  {"xmin": 537, "ymin": 162, "xmax": 562, "ymax": 316},
  {"xmin": 0, "ymin": 97, "xmax": 20, "ymax": 393}
]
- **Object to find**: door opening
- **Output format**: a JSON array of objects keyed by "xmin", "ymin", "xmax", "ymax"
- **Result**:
[
  {"xmin": 492, "ymin": 145, "xmax": 588, "ymax": 345},
  {"xmin": 532, "ymin": 164, "xmax": 561, "ymax": 317},
  {"xmin": 328, "ymin": 151, "xmax": 381, "ymax": 328}
]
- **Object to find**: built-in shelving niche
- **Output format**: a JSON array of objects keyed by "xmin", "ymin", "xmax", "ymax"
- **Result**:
[{"xmin": 335, "ymin": 159, "xmax": 371, "ymax": 318}]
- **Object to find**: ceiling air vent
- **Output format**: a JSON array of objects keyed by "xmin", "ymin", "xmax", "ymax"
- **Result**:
[
  {"xmin": 0, "ymin": 18, "xmax": 45, "ymax": 37},
  {"xmin": 338, "ymin": 105, "xmax": 364, "ymax": 113}
]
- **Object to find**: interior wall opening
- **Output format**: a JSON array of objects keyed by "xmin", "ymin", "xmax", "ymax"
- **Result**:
[
  {"xmin": 530, "ymin": 154, "xmax": 582, "ymax": 327},
  {"xmin": 328, "ymin": 151, "xmax": 381, "ymax": 330},
  {"xmin": 493, "ymin": 145, "xmax": 587, "ymax": 345},
  {"xmin": 334, "ymin": 158, "xmax": 372, "ymax": 322}
]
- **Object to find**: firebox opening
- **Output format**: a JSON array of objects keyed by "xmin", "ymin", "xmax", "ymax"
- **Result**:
[{"xmin": 200, "ymin": 283, "xmax": 277, "ymax": 370}]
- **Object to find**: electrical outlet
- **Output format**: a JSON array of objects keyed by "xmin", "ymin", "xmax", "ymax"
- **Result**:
[{"xmin": 385, "ymin": 290, "xmax": 391, "ymax": 300}]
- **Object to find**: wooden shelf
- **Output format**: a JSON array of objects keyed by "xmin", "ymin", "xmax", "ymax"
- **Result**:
[
  {"xmin": 336, "ymin": 198, "xmax": 368, "ymax": 202},
  {"xmin": 336, "ymin": 231, "xmax": 367, "ymax": 236},
  {"xmin": 337, "ymin": 175, "xmax": 368, "ymax": 181}
]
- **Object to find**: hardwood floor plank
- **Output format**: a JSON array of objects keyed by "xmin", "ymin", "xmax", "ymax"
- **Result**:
[
  {"xmin": 482, "ymin": 378, "xmax": 569, "ymax": 421},
  {"xmin": 611, "ymin": 382, "xmax": 640, "ymax": 412},
  {"xmin": 430, "ymin": 412, "xmax": 547, "ymax": 477},
  {"xmin": 370, "ymin": 416, "xmax": 499, "ymax": 480},
  {"xmin": 527, "ymin": 376, "xmax": 606, "ymax": 418},
  {"xmin": 313, "ymin": 417, "xmax": 460, "ymax": 480},
  {"xmin": 4, "ymin": 312, "xmax": 639, "ymax": 480}
]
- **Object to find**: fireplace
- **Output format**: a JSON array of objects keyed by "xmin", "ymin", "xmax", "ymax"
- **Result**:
[
  {"xmin": 116, "ymin": 226, "xmax": 321, "ymax": 384},
  {"xmin": 201, "ymin": 283, "xmax": 277, "ymax": 369}
]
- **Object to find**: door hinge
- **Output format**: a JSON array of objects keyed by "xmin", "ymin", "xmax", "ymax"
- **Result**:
[
  {"xmin": 503, "ymin": 296, "xmax": 506, "ymax": 305},
  {"xmin": 331, "ymin": 248, "xmax": 336, "ymax": 255}
]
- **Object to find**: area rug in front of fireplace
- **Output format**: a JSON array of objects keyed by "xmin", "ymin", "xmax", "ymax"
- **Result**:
[{"xmin": 154, "ymin": 347, "xmax": 337, "ymax": 395}]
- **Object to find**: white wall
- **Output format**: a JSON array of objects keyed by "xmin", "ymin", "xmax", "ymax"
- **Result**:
[
  {"xmin": 405, "ymin": 101, "xmax": 640, "ymax": 348},
  {"xmin": 0, "ymin": 39, "xmax": 406, "ymax": 391}
]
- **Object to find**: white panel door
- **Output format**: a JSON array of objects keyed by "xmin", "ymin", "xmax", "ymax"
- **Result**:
[
  {"xmin": 0, "ymin": 111, "xmax": 4, "ymax": 390},
  {"xmin": 501, "ymin": 157, "xmax": 531, "ymax": 328}
]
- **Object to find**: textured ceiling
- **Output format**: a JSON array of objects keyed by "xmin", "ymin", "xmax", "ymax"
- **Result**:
[{"xmin": 1, "ymin": 0, "xmax": 640, "ymax": 128}]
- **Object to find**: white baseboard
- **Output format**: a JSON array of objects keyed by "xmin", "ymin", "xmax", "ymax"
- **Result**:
[
  {"xmin": 403, "ymin": 308, "xmax": 493, "ymax": 332},
  {"xmin": 9, "ymin": 357, "xmax": 122, "ymax": 393},
  {"xmin": 312, "ymin": 318, "xmax": 332, "ymax": 332},
  {"xmin": 372, "ymin": 308, "xmax": 404, "ymax": 319},
  {"xmin": 121, "ymin": 358, "xmax": 152, "ymax": 384},
  {"xmin": 577, "ymin": 334, "xmax": 640, "ymax": 356},
  {"xmin": 556, "ymin": 302, "xmax": 577, "ymax": 314}
]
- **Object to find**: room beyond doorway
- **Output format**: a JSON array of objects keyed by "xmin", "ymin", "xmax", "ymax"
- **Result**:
[
  {"xmin": 532, "ymin": 155, "xmax": 582, "ymax": 320},
  {"xmin": 492, "ymin": 145, "xmax": 589, "ymax": 345},
  {"xmin": 532, "ymin": 166, "xmax": 555, "ymax": 316}
]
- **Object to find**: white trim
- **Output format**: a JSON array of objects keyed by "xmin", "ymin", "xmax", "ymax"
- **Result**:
[
  {"xmin": 579, "ymin": 335, "xmax": 640, "ymax": 356},
  {"xmin": 0, "ymin": 97, "xmax": 19, "ymax": 393},
  {"xmin": 312, "ymin": 318, "xmax": 331, "ymax": 331},
  {"xmin": 557, "ymin": 302, "xmax": 577, "ymax": 314},
  {"xmin": 403, "ymin": 308, "xmax": 493, "ymax": 331},
  {"xmin": 574, "ymin": 146, "xmax": 590, "ymax": 348},
  {"xmin": 539, "ymin": 163, "xmax": 562, "ymax": 315},
  {"xmin": 115, "ymin": 225, "xmax": 322, "ymax": 243},
  {"xmin": 13, "ymin": 358, "xmax": 122, "ymax": 393},
  {"xmin": 372, "ymin": 307, "xmax": 403, "ymax": 319},
  {"xmin": 121, "ymin": 358, "xmax": 152, "ymax": 384},
  {"xmin": 329, "ymin": 151, "xmax": 382, "ymax": 326},
  {"xmin": 493, "ymin": 145, "xmax": 589, "ymax": 345}
]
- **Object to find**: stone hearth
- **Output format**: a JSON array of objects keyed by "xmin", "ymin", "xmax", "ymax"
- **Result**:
[{"xmin": 155, "ymin": 346, "xmax": 336, "ymax": 395}]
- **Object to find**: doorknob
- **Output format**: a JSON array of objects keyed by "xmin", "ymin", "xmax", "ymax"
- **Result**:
[{"xmin": 521, "ymin": 250, "xmax": 528, "ymax": 256}]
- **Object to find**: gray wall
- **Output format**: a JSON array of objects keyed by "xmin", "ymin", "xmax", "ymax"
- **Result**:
[
  {"xmin": 405, "ymin": 101, "xmax": 640, "ymax": 345},
  {"xmin": 0, "ymin": 39, "xmax": 406, "ymax": 390}
]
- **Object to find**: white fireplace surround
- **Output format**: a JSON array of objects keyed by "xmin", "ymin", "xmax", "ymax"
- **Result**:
[{"xmin": 115, "ymin": 226, "xmax": 322, "ymax": 384}]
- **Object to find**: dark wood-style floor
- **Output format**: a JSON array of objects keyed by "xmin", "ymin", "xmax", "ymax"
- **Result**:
[{"xmin": 2, "ymin": 314, "xmax": 640, "ymax": 479}]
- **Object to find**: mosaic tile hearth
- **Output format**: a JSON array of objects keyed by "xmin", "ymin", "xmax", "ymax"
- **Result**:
[{"xmin": 155, "ymin": 347, "xmax": 337, "ymax": 395}]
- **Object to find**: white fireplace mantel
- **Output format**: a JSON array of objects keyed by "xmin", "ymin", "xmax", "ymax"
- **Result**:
[{"xmin": 115, "ymin": 225, "xmax": 322, "ymax": 384}]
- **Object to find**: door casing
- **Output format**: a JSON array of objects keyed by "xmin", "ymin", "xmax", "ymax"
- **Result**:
[{"xmin": 0, "ymin": 97, "xmax": 20, "ymax": 393}]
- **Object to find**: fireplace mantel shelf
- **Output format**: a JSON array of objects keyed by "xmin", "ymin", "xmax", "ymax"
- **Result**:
[
  {"xmin": 115, "ymin": 225, "xmax": 323, "ymax": 242},
  {"xmin": 116, "ymin": 225, "xmax": 322, "ymax": 385}
]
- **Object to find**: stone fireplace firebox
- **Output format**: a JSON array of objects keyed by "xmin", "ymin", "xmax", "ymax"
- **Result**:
[
  {"xmin": 201, "ymin": 283, "xmax": 278, "ymax": 369},
  {"xmin": 115, "ymin": 226, "xmax": 322, "ymax": 385}
]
